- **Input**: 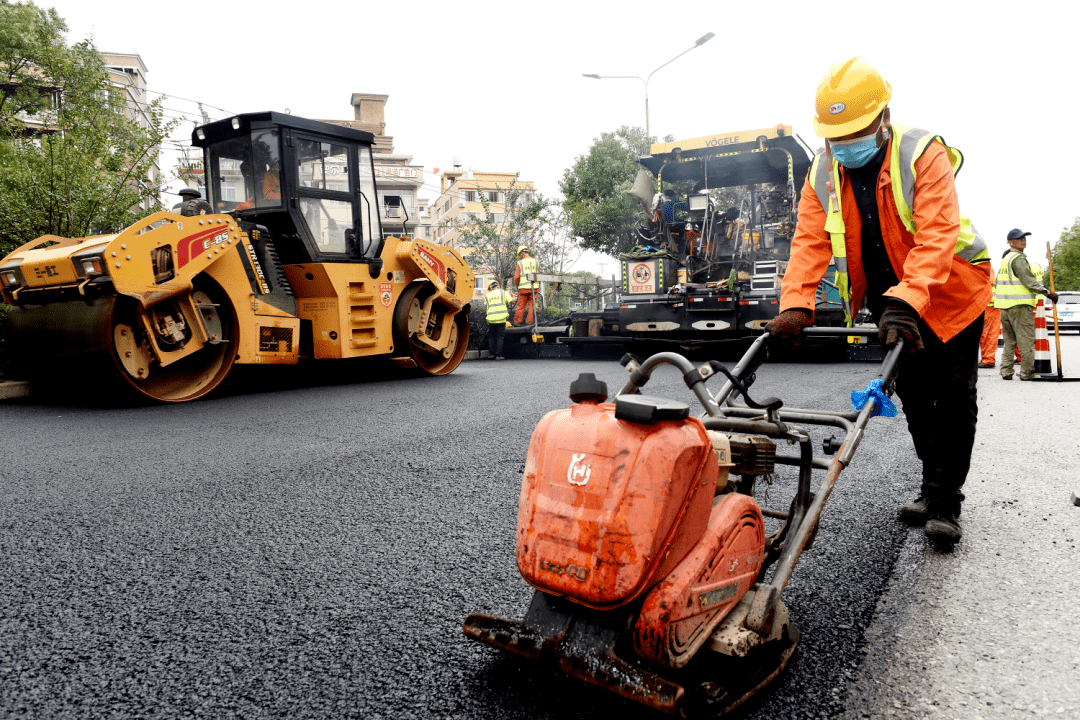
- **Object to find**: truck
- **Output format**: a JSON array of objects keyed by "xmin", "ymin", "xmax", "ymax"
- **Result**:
[
  {"xmin": 0, "ymin": 112, "xmax": 474, "ymax": 403},
  {"xmin": 557, "ymin": 125, "xmax": 847, "ymax": 356}
]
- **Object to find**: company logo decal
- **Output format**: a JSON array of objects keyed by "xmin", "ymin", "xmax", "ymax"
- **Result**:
[
  {"xmin": 177, "ymin": 226, "xmax": 231, "ymax": 269},
  {"xmin": 567, "ymin": 453, "xmax": 592, "ymax": 486},
  {"xmin": 416, "ymin": 247, "xmax": 446, "ymax": 281},
  {"xmin": 828, "ymin": 102, "xmax": 846, "ymax": 115},
  {"xmin": 379, "ymin": 282, "xmax": 393, "ymax": 308},
  {"xmin": 540, "ymin": 559, "xmax": 589, "ymax": 582}
]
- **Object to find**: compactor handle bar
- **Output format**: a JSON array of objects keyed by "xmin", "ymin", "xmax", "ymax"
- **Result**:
[{"xmin": 617, "ymin": 328, "xmax": 904, "ymax": 422}]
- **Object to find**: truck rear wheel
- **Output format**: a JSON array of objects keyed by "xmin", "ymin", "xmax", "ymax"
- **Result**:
[{"xmin": 392, "ymin": 281, "xmax": 469, "ymax": 375}]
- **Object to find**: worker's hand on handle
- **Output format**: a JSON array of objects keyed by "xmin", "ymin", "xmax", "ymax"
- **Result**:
[
  {"xmin": 878, "ymin": 299, "xmax": 924, "ymax": 353},
  {"xmin": 764, "ymin": 308, "xmax": 812, "ymax": 350},
  {"xmin": 1048, "ymin": 291, "xmax": 1059, "ymax": 303}
]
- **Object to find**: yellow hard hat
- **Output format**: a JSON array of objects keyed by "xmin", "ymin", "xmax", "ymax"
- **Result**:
[
  {"xmin": 813, "ymin": 57, "xmax": 892, "ymax": 139},
  {"xmin": 517, "ymin": 245, "xmax": 530, "ymax": 256},
  {"xmin": 487, "ymin": 279, "xmax": 499, "ymax": 290}
]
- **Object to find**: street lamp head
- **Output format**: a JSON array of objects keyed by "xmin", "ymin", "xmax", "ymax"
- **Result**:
[
  {"xmin": 695, "ymin": 32, "xmax": 715, "ymax": 46},
  {"xmin": 582, "ymin": 74, "xmax": 600, "ymax": 79}
]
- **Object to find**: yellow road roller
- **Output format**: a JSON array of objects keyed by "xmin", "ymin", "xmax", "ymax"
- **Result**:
[{"xmin": 0, "ymin": 112, "xmax": 474, "ymax": 402}]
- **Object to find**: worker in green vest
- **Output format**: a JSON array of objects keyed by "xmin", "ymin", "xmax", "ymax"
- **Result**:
[
  {"xmin": 765, "ymin": 57, "xmax": 994, "ymax": 546},
  {"xmin": 513, "ymin": 246, "xmax": 539, "ymax": 326},
  {"xmin": 485, "ymin": 279, "xmax": 514, "ymax": 360},
  {"xmin": 994, "ymin": 229, "xmax": 1057, "ymax": 381}
]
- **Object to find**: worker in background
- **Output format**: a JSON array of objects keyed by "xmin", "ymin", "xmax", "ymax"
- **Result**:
[
  {"xmin": 765, "ymin": 57, "xmax": 993, "ymax": 546},
  {"xmin": 484, "ymin": 279, "xmax": 514, "ymax": 360},
  {"xmin": 513, "ymin": 245, "xmax": 538, "ymax": 326},
  {"xmin": 995, "ymin": 229, "xmax": 1057, "ymax": 381},
  {"xmin": 977, "ymin": 290, "xmax": 1000, "ymax": 369}
]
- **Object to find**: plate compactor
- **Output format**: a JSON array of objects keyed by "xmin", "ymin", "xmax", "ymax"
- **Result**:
[{"xmin": 464, "ymin": 328, "xmax": 903, "ymax": 717}]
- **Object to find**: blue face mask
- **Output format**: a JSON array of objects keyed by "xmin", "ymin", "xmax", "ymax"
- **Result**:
[{"xmin": 829, "ymin": 121, "xmax": 887, "ymax": 169}]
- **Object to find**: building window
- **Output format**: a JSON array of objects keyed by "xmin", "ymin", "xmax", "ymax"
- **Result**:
[
  {"xmin": 444, "ymin": 199, "xmax": 451, "ymax": 214},
  {"xmin": 461, "ymin": 190, "xmax": 477, "ymax": 203},
  {"xmin": 486, "ymin": 191, "xmax": 501, "ymax": 203}
]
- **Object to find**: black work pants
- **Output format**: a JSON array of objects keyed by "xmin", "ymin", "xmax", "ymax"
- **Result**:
[
  {"xmin": 487, "ymin": 322, "xmax": 506, "ymax": 358},
  {"xmin": 893, "ymin": 314, "xmax": 982, "ymax": 515}
]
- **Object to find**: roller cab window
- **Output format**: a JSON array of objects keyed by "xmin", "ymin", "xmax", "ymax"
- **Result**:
[
  {"xmin": 291, "ymin": 136, "xmax": 381, "ymax": 262},
  {"xmin": 206, "ymin": 129, "xmax": 282, "ymax": 213}
]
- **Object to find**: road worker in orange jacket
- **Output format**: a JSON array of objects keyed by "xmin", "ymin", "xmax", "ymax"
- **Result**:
[
  {"xmin": 978, "ymin": 295, "xmax": 1000, "ymax": 368},
  {"xmin": 765, "ymin": 57, "xmax": 993, "ymax": 546}
]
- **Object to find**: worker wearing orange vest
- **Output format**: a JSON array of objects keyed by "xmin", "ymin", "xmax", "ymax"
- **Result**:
[
  {"xmin": 765, "ymin": 58, "xmax": 993, "ymax": 546},
  {"xmin": 977, "ymin": 291, "xmax": 1001, "ymax": 369},
  {"xmin": 513, "ymin": 246, "xmax": 538, "ymax": 326}
]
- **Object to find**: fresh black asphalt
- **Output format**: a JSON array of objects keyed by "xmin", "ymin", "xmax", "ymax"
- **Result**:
[{"xmin": 1, "ymin": 355, "xmax": 922, "ymax": 719}]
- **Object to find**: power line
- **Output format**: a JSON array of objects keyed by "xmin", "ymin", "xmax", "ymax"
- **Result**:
[{"xmin": 143, "ymin": 88, "xmax": 237, "ymax": 118}]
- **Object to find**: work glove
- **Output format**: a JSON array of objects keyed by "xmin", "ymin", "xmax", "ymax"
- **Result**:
[
  {"xmin": 878, "ymin": 299, "xmax": 924, "ymax": 353},
  {"xmin": 1047, "ymin": 291, "xmax": 1059, "ymax": 303},
  {"xmin": 764, "ymin": 308, "xmax": 812, "ymax": 350}
]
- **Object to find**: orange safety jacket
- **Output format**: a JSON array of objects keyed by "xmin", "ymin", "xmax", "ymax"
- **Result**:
[{"xmin": 780, "ymin": 139, "xmax": 993, "ymax": 343}]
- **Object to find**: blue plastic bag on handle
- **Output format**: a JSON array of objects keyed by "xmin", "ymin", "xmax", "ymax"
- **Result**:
[{"xmin": 851, "ymin": 378, "xmax": 897, "ymax": 417}]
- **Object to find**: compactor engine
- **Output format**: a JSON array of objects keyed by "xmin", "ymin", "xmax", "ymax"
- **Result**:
[{"xmin": 0, "ymin": 112, "xmax": 474, "ymax": 402}]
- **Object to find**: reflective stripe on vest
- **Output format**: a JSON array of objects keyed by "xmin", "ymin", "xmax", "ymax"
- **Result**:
[
  {"xmin": 809, "ymin": 124, "xmax": 990, "ymax": 326},
  {"xmin": 994, "ymin": 251, "xmax": 1040, "ymax": 308},
  {"xmin": 518, "ymin": 257, "xmax": 538, "ymax": 290},
  {"xmin": 486, "ymin": 289, "xmax": 510, "ymax": 323}
]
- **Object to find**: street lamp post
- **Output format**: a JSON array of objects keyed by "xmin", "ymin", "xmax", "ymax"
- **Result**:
[{"xmin": 583, "ymin": 32, "xmax": 714, "ymax": 141}]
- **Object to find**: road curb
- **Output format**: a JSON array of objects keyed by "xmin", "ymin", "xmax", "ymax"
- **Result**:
[{"xmin": 0, "ymin": 380, "xmax": 31, "ymax": 401}]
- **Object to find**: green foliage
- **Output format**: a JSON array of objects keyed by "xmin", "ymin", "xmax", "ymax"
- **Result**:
[
  {"xmin": 537, "ymin": 270, "xmax": 602, "ymax": 320},
  {"xmin": 454, "ymin": 175, "xmax": 548, "ymax": 288},
  {"xmin": 0, "ymin": 0, "xmax": 67, "ymax": 132},
  {"xmin": 0, "ymin": 0, "xmax": 176, "ymax": 257},
  {"xmin": 559, "ymin": 125, "xmax": 652, "ymax": 257},
  {"xmin": 1050, "ymin": 218, "xmax": 1080, "ymax": 291}
]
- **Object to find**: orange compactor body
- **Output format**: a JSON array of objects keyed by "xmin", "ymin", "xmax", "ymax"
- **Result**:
[{"xmin": 515, "ymin": 392, "xmax": 764, "ymax": 668}]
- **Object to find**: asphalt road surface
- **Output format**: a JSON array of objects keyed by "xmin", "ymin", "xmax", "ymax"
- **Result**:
[{"xmin": 1, "ymin": 334, "xmax": 1077, "ymax": 719}]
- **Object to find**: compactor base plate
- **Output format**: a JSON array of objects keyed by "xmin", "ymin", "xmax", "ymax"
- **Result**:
[{"xmin": 464, "ymin": 591, "xmax": 799, "ymax": 718}]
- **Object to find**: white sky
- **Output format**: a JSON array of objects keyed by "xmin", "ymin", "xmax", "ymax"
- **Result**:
[{"xmin": 41, "ymin": 0, "xmax": 1080, "ymax": 277}]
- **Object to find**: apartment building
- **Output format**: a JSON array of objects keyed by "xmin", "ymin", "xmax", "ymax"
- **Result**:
[
  {"xmin": 428, "ymin": 167, "xmax": 537, "ymax": 296},
  {"xmin": 100, "ymin": 53, "xmax": 160, "ymax": 210}
]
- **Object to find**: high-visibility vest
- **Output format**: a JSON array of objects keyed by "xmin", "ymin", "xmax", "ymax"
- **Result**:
[
  {"xmin": 809, "ymin": 124, "xmax": 990, "ymax": 325},
  {"xmin": 518, "ymin": 257, "xmax": 538, "ymax": 290},
  {"xmin": 994, "ymin": 251, "xmax": 1042, "ymax": 309},
  {"xmin": 485, "ymin": 289, "xmax": 511, "ymax": 323}
]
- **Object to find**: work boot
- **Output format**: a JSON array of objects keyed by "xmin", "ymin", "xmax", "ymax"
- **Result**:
[
  {"xmin": 897, "ymin": 497, "xmax": 931, "ymax": 525},
  {"xmin": 1019, "ymin": 374, "xmax": 1041, "ymax": 381},
  {"xmin": 977, "ymin": 362, "xmax": 995, "ymax": 369},
  {"xmin": 925, "ymin": 513, "xmax": 962, "ymax": 545},
  {"xmin": 1001, "ymin": 374, "xmax": 1013, "ymax": 380}
]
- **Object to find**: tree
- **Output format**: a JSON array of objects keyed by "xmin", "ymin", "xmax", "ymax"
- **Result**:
[
  {"xmin": 1050, "ymin": 218, "xmax": 1080, "ymax": 291},
  {"xmin": 0, "ymin": 0, "xmax": 175, "ymax": 257},
  {"xmin": 532, "ymin": 205, "xmax": 582, "ymax": 276},
  {"xmin": 453, "ymin": 175, "xmax": 547, "ymax": 290},
  {"xmin": 559, "ymin": 125, "xmax": 653, "ymax": 257}
]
